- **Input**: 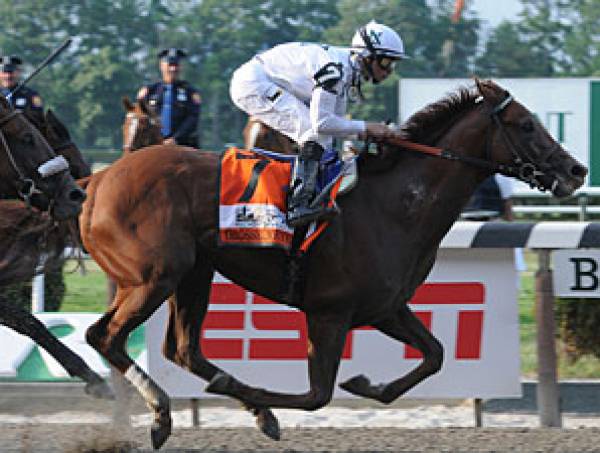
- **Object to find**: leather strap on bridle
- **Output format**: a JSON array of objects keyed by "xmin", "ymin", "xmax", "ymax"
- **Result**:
[{"xmin": 379, "ymin": 93, "xmax": 556, "ymax": 191}]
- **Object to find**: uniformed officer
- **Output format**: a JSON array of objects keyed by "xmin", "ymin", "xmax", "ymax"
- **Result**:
[
  {"xmin": 0, "ymin": 55, "xmax": 43, "ymax": 112},
  {"xmin": 137, "ymin": 48, "xmax": 201, "ymax": 148}
]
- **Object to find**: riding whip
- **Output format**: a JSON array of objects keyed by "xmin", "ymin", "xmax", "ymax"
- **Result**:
[{"xmin": 7, "ymin": 38, "xmax": 72, "ymax": 101}]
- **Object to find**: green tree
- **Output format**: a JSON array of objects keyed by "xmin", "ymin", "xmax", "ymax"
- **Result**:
[
  {"xmin": 560, "ymin": 0, "xmax": 600, "ymax": 76},
  {"xmin": 167, "ymin": 0, "xmax": 340, "ymax": 148},
  {"xmin": 474, "ymin": 21, "xmax": 555, "ymax": 77}
]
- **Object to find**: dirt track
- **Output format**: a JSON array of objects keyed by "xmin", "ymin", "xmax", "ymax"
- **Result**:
[{"xmin": 3, "ymin": 425, "xmax": 600, "ymax": 452}]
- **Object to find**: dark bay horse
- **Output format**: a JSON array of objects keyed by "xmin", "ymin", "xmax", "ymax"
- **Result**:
[
  {"xmin": 25, "ymin": 108, "xmax": 92, "ymax": 179},
  {"xmin": 0, "ymin": 104, "xmax": 112, "ymax": 399},
  {"xmin": 0, "ymin": 95, "xmax": 85, "ymax": 220},
  {"xmin": 80, "ymin": 79, "xmax": 586, "ymax": 448}
]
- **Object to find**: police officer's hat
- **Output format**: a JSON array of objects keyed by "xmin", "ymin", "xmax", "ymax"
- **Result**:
[
  {"xmin": 158, "ymin": 48, "xmax": 187, "ymax": 65},
  {"xmin": 0, "ymin": 56, "xmax": 22, "ymax": 73}
]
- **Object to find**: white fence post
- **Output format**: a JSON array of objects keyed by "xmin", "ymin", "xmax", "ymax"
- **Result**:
[{"xmin": 31, "ymin": 274, "xmax": 45, "ymax": 313}]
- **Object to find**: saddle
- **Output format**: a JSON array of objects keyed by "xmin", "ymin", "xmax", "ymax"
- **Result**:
[{"xmin": 218, "ymin": 147, "xmax": 356, "ymax": 251}]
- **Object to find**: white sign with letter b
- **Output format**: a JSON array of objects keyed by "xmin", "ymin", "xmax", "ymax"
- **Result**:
[{"xmin": 553, "ymin": 250, "xmax": 600, "ymax": 298}]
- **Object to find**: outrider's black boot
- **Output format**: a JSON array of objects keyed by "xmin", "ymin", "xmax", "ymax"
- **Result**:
[{"xmin": 287, "ymin": 141, "xmax": 338, "ymax": 228}]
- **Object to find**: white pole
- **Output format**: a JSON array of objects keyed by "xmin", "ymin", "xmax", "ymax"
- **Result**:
[{"xmin": 31, "ymin": 274, "xmax": 45, "ymax": 313}]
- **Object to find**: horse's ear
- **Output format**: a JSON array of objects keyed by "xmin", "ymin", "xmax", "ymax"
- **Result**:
[
  {"xmin": 45, "ymin": 109, "xmax": 70, "ymax": 139},
  {"xmin": 473, "ymin": 77, "xmax": 502, "ymax": 103},
  {"xmin": 24, "ymin": 108, "xmax": 45, "ymax": 130},
  {"xmin": 122, "ymin": 96, "xmax": 134, "ymax": 112}
]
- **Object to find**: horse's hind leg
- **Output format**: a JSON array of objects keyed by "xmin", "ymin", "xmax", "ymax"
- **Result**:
[
  {"xmin": 0, "ymin": 297, "xmax": 113, "ymax": 399},
  {"xmin": 162, "ymin": 262, "xmax": 280, "ymax": 440},
  {"xmin": 86, "ymin": 281, "xmax": 174, "ymax": 450},
  {"xmin": 206, "ymin": 312, "xmax": 350, "ymax": 412},
  {"xmin": 339, "ymin": 303, "xmax": 444, "ymax": 404}
]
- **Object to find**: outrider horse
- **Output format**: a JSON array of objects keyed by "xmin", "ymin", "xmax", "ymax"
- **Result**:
[
  {"xmin": 0, "ymin": 102, "xmax": 111, "ymax": 399},
  {"xmin": 80, "ymin": 79, "xmax": 586, "ymax": 449},
  {"xmin": 121, "ymin": 97, "xmax": 162, "ymax": 154}
]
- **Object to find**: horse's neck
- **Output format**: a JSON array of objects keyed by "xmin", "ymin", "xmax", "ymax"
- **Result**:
[{"xmin": 362, "ymin": 109, "xmax": 492, "ymax": 242}]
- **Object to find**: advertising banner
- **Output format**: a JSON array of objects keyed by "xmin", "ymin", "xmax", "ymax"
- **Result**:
[{"xmin": 146, "ymin": 248, "xmax": 521, "ymax": 399}]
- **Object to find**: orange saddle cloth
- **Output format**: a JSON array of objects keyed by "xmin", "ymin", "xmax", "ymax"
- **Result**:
[{"xmin": 218, "ymin": 148, "xmax": 341, "ymax": 251}]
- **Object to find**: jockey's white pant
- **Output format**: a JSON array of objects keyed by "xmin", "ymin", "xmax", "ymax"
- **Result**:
[{"xmin": 230, "ymin": 59, "xmax": 330, "ymax": 149}]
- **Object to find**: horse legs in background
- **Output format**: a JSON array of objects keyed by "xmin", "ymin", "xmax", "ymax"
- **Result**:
[
  {"xmin": 205, "ymin": 312, "xmax": 350, "ymax": 411},
  {"xmin": 161, "ymin": 261, "xmax": 281, "ymax": 440},
  {"xmin": 0, "ymin": 297, "xmax": 113, "ymax": 399},
  {"xmin": 86, "ymin": 281, "xmax": 174, "ymax": 450},
  {"xmin": 339, "ymin": 303, "xmax": 444, "ymax": 403}
]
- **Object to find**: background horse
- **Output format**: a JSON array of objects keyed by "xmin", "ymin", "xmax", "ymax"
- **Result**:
[
  {"xmin": 0, "ymin": 96, "xmax": 85, "ymax": 220},
  {"xmin": 80, "ymin": 79, "xmax": 586, "ymax": 448},
  {"xmin": 122, "ymin": 97, "xmax": 162, "ymax": 154},
  {"xmin": 0, "ymin": 105, "xmax": 111, "ymax": 399},
  {"xmin": 26, "ymin": 108, "xmax": 92, "ymax": 179},
  {"xmin": 243, "ymin": 115, "xmax": 296, "ymax": 154}
]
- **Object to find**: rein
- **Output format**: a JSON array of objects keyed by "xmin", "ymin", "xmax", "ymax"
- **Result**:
[
  {"xmin": 383, "ymin": 94, "xmax": 555, "ymax": 192},
  {"xmin": 0, "ymin": 110, "xmax": 70, "ymax": 206}
]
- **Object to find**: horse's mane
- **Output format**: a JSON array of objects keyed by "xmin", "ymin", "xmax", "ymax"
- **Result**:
[
  {"xmin": 0, "ymin": 201, "xmax": 67, "ymax": 286},
  {"xmin": 399, "ymin": 87, "xmax": 480, "ymax": 145}
]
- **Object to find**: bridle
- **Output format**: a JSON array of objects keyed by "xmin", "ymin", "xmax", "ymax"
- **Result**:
[
  {"xmin": 0, "ymin": 110, "xmax": 69, "ymax": 205},
  {"xmin": 384, "ymin": 92, "xmax": 558, "ymax": 192}
]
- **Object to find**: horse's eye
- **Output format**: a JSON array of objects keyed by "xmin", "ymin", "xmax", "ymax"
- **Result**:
[{"xmin": 521, "ymin": 119, "xmax": 535, "ymax": 133}]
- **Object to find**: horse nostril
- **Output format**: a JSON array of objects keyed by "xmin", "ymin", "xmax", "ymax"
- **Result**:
[
  {"xmin": 69, "ymin": 187, "xmax": 87, "ymax": 203},
  {"xmin": 571, "ymin": 164, "xmax": 588, "ymax": 178}
]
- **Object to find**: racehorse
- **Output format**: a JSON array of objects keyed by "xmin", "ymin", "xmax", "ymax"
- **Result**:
[
  {"xmin": 80, "ymin": 79, "xmax": 586, "ymax": 449},
  {"xmin": 122, "ymin": 97, "xmax": 162, "ymax": 154},
  {"xmin": 0, "ymin": 101, "xmax": 112, "ymax": 399},
  {"xmin": 0, "ymin": 95, "xmax": 85, "ymax": 220},
  {"xmin": 25, "ymin": 108, "xmax": 91, "ymax": 179},
  {"xmin": 243, "ymin": 115, "xmax": 296, "ymax": 154}
]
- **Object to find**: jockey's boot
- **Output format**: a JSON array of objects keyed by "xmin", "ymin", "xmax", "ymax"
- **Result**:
[{"xmin": 287, "ymin": 141, "xmax": 338, "ymax": 228}]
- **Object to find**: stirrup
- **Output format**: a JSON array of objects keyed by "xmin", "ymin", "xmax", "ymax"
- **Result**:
[{"xmin": 286, "ymin": 204, "xmax": 339, "ymax": 228}]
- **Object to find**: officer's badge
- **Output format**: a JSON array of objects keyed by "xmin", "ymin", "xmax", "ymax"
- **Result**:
[
  {"xmin": 192, "ymin": 93, "xmax": 202, "ymax": 104},
  {"xmin": 15, "ymin": 98, "xmax": 26, "ymax": 107},
  {"xmin": 32, "ymin": 96, "xmax": 42, "ymax": 107},
  {"xmin": 177, "ymin": 88, "xmax": 187, "ymax": 102}
]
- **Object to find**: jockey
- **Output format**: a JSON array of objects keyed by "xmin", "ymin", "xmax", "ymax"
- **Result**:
[{"xmin": 230, "ymin": 21, "xmax": 408, "ymax": 227}]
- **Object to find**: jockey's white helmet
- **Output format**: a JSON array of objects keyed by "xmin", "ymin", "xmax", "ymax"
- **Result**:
[{"xmin": 351, "ymin": 20, "xmax": 409, "ymax": 60}]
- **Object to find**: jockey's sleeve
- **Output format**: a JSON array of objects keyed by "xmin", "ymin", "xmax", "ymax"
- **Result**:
[{"xmin": 310, "ymin": 87, "xmax": 365, "ymax": 137}]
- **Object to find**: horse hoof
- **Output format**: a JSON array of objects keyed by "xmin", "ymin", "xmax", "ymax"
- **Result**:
[
  {"xmin": 205, "ymin": 372, "xmax": 231, "ymax": 396},
  {"xmin": 339, "ymin": 374, "xmax": 371, "ymax": 397},
  {"xmin": 84, "ymin": 379, "xmax": 115, "ymax": 400},
  {"xmin": 150, "ymin": 418, "xmax": 172, "ymax": 450},
  {"xmin": 256, "ymin": 408, "xmax": 281, "ymax": 441}
]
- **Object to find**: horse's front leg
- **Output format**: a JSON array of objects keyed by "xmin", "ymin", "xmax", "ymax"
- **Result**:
[
  {"xmin": 0, "ymin": 298, "xmax": 113, "ymax": 399},
  {"xmin": 206, "ymin": 312, "xmax": 350, "ymax": 412},
  {"xmin": 339, "ymin": 303, "xmax": 444, "ymax": 404}
]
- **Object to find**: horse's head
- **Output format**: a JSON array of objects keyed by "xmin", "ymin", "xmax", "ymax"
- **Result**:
[
  {"xmin": 474, "ymin": 78, "xmax": 587, "ymax": 197},
  {"xmin": 25, "ymin": 108, "xmax": 91, "ymax": 180},
  {"xmin": 122, "ymin": 96, "xmax": 162, "ymax": 154},
  {"xmin": 0, "ymin": 96, "xmax": 85, "ymax": 220}
]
